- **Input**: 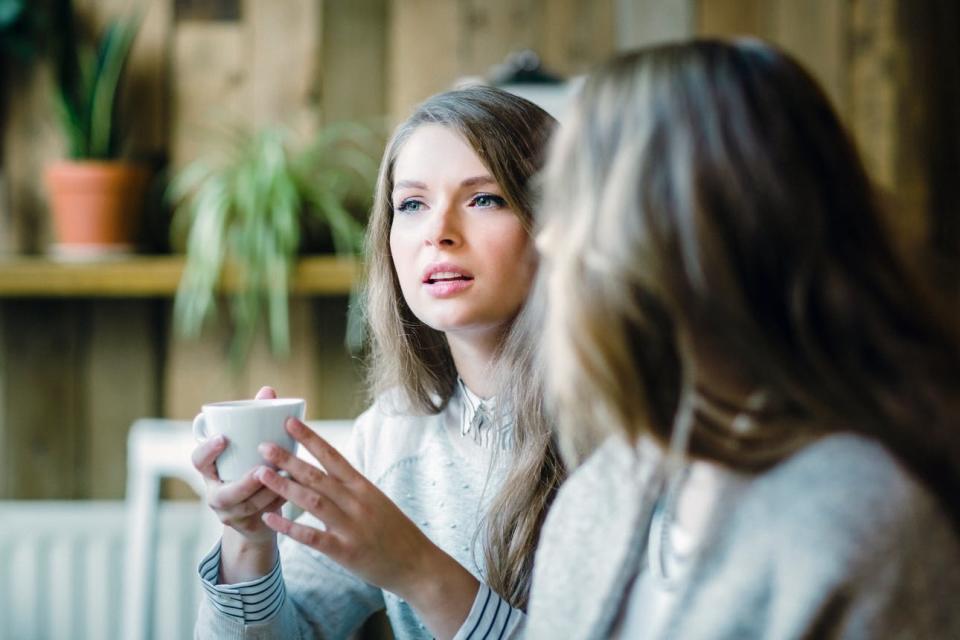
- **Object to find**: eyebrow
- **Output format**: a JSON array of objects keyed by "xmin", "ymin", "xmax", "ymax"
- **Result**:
[
  {"xmin": 393, "ymin": 179, "xmax": 427, "ymax": 191},
  {"xmin": 460, "ymin": 175, "xmax": 496, "ymax": 188},
  {"xmin": 392, "ymin": 175, "xmax": 497, "ymax": 193}
]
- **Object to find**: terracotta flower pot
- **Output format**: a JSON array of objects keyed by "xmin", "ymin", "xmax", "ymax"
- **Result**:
[{"xmin": 44, "ymin": 160, "xmax": 150, "ymax": 258}]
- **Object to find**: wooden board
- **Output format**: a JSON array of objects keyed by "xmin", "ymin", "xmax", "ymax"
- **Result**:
[
  {"xmin": 248, "ymin": 0, "xmax": 322, "ymax": 134},
  {"xmin": 388, "ymin": 0, "xmax": 461, "ymax": 122},
  {"xmin": 615, "ymin": 0, "xmax": 694, "ymax": 50},
  {"xmin": 388, "ymin": 0, "xmax": 617, "ymax": 122},
  {"xmin": 0, "ymin": 256, "xmax": 359, "ymax": 297},
  {"xmin": 85, "ymin": 300, "xmax": 162, "ymax": 498},
  {"xmin": 321, "ymin": 0, "xmax": 388, "ymax": 124},
  {"xmin": 170, "ymin": 21, "xmax": 250, "ymax": 168},
  {"xmin": 0, "ymin": 301, "xmax": 87, "ymax": 499},
  {"xmin": 698, "ymin": 0, "xmax": 847, "ymax": 113},
  {"xmin": 1, "ymin": 58, "xmax": 64, "ymax": 253}
]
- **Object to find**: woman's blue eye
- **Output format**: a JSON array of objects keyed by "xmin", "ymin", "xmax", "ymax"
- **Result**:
[
  {"xmin": 395, "ymin": 200, "xmax": 424, "ymax": 213},
  {"xmin": 471, "ymin": 194, "xmax": 507, "ymax": 208}
]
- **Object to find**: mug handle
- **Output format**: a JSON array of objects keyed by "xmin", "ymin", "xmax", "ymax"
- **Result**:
[{"xmin": 192, "ymin": 413, "xmax": 208, "ymax": 441}]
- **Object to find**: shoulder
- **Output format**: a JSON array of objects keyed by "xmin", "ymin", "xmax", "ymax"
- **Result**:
[
  {"xmin": 733, "ymin": 433, "xmax": 960, "ymax": 603},
  {"xmin": 536, "ymin": 435, "xmax": 646, "ymax": 567},
  {"xmin": 749, "ymin": 433, "xmax": 949, "ymax": 543},
  {"xmin": 550, "ymin": 436, "xmax": 639, "ymax": 512}
]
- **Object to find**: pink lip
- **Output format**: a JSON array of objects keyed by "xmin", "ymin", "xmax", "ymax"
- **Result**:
[
  {"xmin": 421, "ymin": 262, "xmax": 475, "ymax": 298},
  {"xmin": 424, "ymin": 278, "xmax": 474, "ymax": 298},
  {"xmin": 421, "ymin": 262, "xmax": 475, "ymax": 283}
]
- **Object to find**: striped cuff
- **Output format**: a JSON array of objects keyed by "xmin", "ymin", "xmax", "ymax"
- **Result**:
[
  {"xmin": 454, "ymin": 582, "xmax": 524, "ymax": 640},
  {"xmin": 197, "ymin": 541, "xmax": 286, "ymax": 624}
]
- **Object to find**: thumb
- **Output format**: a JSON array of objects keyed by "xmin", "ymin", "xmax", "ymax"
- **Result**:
[{"xmin": 255, "ymin": 386, "xmax": 278, "ymax": 400}]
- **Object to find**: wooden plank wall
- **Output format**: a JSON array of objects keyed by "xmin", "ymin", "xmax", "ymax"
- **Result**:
[
  {"xmin": 0, "ymin": 1, "xmax": 955, "ymax": 504},
  {"xmin": 0, "ymin": 0, "xmax": 170, "ymax": 501},
  {"xmin": 389, "ymin": 0, "xmax": 617, "ymax": 123},
  {"xmin": 697, "ymin": 0, "xmax": 953, "ymax": 264},
  {"xmin": 163, "ymin": 0, "xmax": 364, "ymax": 438}
]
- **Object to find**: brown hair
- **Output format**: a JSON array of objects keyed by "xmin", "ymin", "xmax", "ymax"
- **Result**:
[
  {"xmin": 540, "ymin": 40, "xmax": 960, "ymax": 521},
  {"xmin": 364, "ymin": 86, "xmax": 563, "ymax": 606}
]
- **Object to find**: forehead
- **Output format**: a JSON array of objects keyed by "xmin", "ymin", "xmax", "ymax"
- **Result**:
[{"xmin": 392, "ymin": 124, "xmax": 490, "ymax": 185}]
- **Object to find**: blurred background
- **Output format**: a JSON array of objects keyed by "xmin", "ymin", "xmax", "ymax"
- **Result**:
[{"xmin": 0, "ymin": 0, "xmax": 956, "ymax": 638}]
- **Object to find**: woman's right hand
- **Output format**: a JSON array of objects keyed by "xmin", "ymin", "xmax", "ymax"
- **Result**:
[{"xmin": 191, "ymin": 386, "xmax": 286, "ymax": 544}]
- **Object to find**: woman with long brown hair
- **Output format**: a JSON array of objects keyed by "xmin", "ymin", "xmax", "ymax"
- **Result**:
[
  {"xmin": 516, "ymin": 40, "xmax": 960, "ymax": 638},
  {"xmin": 191, "ymin": 86, "xmax": 563, "ymax": 639}
]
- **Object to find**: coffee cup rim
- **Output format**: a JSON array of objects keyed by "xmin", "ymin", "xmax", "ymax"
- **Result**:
[{"xmin": 202, "ymin": 398, "xmax": 305, "ymax": 410}]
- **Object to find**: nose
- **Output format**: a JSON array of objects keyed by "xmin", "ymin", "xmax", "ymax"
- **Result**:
[{"xmin": 425, "ymin": 201, "xmax": 462, "ymax": 248}]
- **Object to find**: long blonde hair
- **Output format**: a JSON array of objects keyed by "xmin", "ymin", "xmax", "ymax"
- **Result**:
[
  {"xmin": 364, "ymin": 86, "xmax": 564, "ymax": 607},
  {"xmin": 541, "ymin": 40, "xmax": 960, "ymax": 522}
]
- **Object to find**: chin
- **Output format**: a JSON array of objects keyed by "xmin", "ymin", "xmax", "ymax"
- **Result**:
[
  {"xmin": 423, "ymin": 316, "xmax": 477, "ymax": 334},
  {"xmin": 422, "ymin": 313, "xmax": 504, "ymax": 336}
]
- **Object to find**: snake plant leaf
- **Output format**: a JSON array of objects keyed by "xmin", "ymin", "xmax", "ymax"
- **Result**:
[
  {"xmin": 48, "ymin": 1, "xmax": 141, "ymax": 160},
  {"xmin": 88, "ymin": 16, "xmax": 139, "ymax": 158}
]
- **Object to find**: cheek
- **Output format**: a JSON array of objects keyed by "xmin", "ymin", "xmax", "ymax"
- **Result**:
[
  {"xmin": 512, "ymin": 238, "xmax": 538, "ymax": 297},
  {"xmin": 388, "ymin": 230, "xmax": 411, "ymax": 279}
]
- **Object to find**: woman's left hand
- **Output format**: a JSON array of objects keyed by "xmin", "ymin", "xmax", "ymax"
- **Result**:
[{"xmin": 255, "ymin": 417, "xmax": 479, "ymax": 638}]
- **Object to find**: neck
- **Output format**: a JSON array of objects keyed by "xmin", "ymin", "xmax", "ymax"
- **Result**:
[{"xmin": 446, "ymin": 328, "xmax": 503, "ymax": 400}]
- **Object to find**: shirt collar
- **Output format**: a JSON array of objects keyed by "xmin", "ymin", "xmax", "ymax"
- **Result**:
[{"xmin": 457, "ymin": 378, "xmax": 511, "ymax": 450}]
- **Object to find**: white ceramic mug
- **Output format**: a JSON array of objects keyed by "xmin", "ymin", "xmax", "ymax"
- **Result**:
[{"xmin": 193, "ymin": 398, "xmax": 306, "ymax": 482}]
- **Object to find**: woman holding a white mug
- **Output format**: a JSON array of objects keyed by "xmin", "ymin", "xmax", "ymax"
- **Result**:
[{"xmin": 191, "ymin": 86, "xmax": 562, "ymax": 639}]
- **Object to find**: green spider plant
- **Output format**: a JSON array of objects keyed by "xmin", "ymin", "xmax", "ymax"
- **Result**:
[{"xmin": 169, "ymin": 121, "xmax": 379, "ymax": 367}]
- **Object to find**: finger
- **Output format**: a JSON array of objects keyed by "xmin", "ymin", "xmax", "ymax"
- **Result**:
[
  {"xmin": 285, "ymin": 418, "xmax": 360, "ymax": 484},
  {"xmin": 263, "ymin": 495, "xmax": 287, "ymax": 513},
  {"xmin": 209, "ymin": 469, "xmax": 266, "ymax": 510},
  {"xmin": 255, "ymin": 386, "xmax": 277, "ymax": 400},
  {"xmin": 259, "ymin": 442, "xmax": 349, "ymax": 510},
  {"xmin": 240, "ymin": 486, "xmax": 284, "ymax": 516},
  {"xmin": 215, "ymin": 485, "xmax": 280, "ymax": 520},
  {"xmin": 261, "ymin": 512, "xmax": 342, "ymax": 556},
  {"xmin": 255, "ymin": 467, "xmax": 348, "ymax": 530},
  {"xmin": 191, "ymin": 435, "xmax": 227, "ymax": 478}
]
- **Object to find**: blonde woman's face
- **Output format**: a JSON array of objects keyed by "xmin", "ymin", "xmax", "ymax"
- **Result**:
[{"xmin": 389, "ymin": 124, "xmax": 536, "ymax": 337}]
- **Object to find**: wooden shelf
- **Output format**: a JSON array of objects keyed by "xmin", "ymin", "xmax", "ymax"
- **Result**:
[{"xmin": 0, "ymin": 255, "xmax": 360, "ymax": 297}]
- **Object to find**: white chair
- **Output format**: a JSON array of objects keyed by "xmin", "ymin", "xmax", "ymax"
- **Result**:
[{"xmin": 122, "ymin": 417, "xmax": 354, "ymax": 640}]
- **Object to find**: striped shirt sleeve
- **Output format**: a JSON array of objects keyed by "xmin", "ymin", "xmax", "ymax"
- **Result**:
[
  {"xmin": 453, "ymin": 582, "xmax": 525, "ymax": 640},
  {"xmin": 197, "ymin": 540, "xmax": 286, "ymax": 624}
]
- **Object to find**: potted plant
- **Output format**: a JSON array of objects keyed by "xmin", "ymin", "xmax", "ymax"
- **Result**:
[
  {"xmin": 168, "ymin": 121, "xmax": 379, "ymax": 366},
  {"xmin": 43, "ymin": 0, "xmax": 147, "ymax": 258}
]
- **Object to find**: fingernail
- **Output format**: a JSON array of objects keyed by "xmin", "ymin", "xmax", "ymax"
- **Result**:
[
  {"xmin": 285, "ymin": 417, "xmax": 301, "ymax": 431},
  {"xmin": 254, "ymin": 466, "xmax": 269, "ymax": 481},
  {"xmin": 258, "ymin": 443, "xmax": 274, "ymax": 457},
  {"xmin": 215, "ymin": 434, "xmax": 227, "ymax": 445}
]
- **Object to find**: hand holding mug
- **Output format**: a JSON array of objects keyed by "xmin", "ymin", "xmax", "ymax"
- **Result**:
[{"xmin": 191, "ymin": 386, "xmax": 304, "ymax": 543}]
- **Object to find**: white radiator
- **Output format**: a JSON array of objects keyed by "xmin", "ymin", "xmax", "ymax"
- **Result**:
[{"xmin": 0, "ymin": 500, "xmax": 216, "ymax": 640}]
